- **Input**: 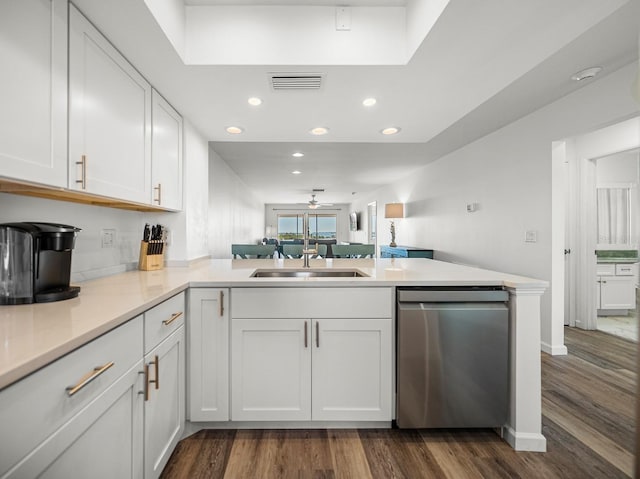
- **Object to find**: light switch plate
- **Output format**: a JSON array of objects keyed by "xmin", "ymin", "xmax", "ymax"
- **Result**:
[{"xmin": 525, "ymin": 230, "xmax": 537, "ymax": 243}]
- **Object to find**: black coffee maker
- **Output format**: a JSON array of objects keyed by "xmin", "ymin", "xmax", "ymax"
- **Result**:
[{"xmin": 0, "ymin": 222, "xmax": 81, "ymax": 305}]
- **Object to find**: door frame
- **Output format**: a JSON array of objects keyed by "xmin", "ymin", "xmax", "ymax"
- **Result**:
[{"xmin": 559, "ymin": 116, "xmax": 640, "ymax": 338}]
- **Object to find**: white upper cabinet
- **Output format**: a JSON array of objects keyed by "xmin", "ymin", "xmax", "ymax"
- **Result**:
[
  {"xmin": 68, "ymin": 4, "xmax": 152, "ymax": 204},
  {"xmin": 0, "ymin": 0, "xmax": 68, "ymax": 187},
  {"xmin": 151, "ymin": 90, "xmax": 183, "ymax": 210}
]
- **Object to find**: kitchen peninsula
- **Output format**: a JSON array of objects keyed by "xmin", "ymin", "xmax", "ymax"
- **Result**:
[{"xmin": 0, "ymin": 258, "xmax": 547, "ymax": 477}]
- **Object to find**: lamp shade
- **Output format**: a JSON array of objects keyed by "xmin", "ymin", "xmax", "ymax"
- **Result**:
[{"xmin": 385, "ymin": 203, "xmax": 404, "ymax": 219}]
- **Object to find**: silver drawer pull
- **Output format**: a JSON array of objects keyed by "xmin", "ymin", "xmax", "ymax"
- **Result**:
[
  {"xmin": 162, "ymin": 311, "xmax": 183, "ymax": 326},
  {"xmin": 66, "ymin": 362, "xmax": 114, "ymax": 397}
]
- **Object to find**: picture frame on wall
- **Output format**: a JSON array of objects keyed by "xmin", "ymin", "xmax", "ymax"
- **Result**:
[{"xmin": 349, "ymin": 211, "xmax": 360, "ymax": 231}]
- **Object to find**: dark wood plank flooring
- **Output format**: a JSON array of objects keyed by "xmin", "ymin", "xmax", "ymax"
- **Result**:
[{"xmin": 161, "ymin": 327, "xmax": 636, "ymax": 479}]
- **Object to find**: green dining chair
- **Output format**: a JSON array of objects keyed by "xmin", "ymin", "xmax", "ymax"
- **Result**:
[
  {"xmin": 331, "ymin": 244, "xmax": 375, "ymax": 258},
  {"xmin": 231, "ymin": 244, "xmax": 276, "ymax": 259}
]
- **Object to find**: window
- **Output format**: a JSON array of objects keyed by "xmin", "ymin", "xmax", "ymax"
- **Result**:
[{"xmin": 277, "ymin": 214, "xmax": 337, "ymax": 240}]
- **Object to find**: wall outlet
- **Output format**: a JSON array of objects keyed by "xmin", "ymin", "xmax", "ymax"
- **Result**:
[
  {"xmin": 101, "ymin": 228, "xmax": 116, "ymax": 248},
  {"xmin": 466, "ymin": 203, "xmax": 478, "ymax": 213},
  {"xmin": 525, "ymin": 230, "xmax": 538, "ymax": 243}
]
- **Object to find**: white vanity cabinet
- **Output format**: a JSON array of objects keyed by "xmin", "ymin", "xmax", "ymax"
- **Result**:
[
  {"xmin": 187, "ymin": 288, "xmax": 229, "ymax": 421},
  {"xmin": 0, "ymin": 0, "xmax": 68, "ymax": 188},
  {"xmin": 596, "ymin": 262, "xmax": 637, "ymax": 312},
  {"xmin": 151, "ymin": 89, "xmax": 183, "ymax": 210},
  {"xmin": 143, "ymin": 292, "xmax": 186, "ymax": 479},
  {"xmin": 230, "ymin": 288, "xmax": 393, "ymax": 422},
  {"xmin": 68, "ymin": 4, "xmax": 152, "ymax": 204},
  {"xmin": 0, "ymin": 317, "xmax": 144, "ymax": 479}
]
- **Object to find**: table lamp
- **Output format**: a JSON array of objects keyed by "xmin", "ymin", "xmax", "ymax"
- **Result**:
[{"xmin": 384, "ymin": 203, "xmax": 404, "ymax": 247}]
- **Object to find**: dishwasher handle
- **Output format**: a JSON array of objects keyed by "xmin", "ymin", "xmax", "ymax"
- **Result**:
[{"xmin": 397, "ymin": 288, "xmax": 508, "ymax": 303}]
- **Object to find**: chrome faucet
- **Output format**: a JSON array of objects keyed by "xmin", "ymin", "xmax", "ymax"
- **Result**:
[{"xmin": 302, "ymin": 212, "xmax": 317, "ymax": 268}]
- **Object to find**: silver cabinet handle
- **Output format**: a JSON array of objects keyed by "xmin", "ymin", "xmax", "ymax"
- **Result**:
[
  {"xmin": 153, "ymin": 183, "xmax": 162, "ymax": 204},
  {"xmin": 219, "ymin": 290, "xmax": 224, "ymax": 317},
  {"xmin": 144, "ymin": 355, "xmax": 160, "ymax": 402},
  {"xmin": 304, "ymin": 321, "xmax": 308, "ymax": 348},
  {"xmin": 315, "ymin": 321, "xmax": 319, "ymax": 348},
  {"xmin": 66, "ymin": 361, "xmax": 114, "ymax": 396},
  {"xmin": 163, "ymin": 311, "xmax": 183, "ymax": 326},
  {"xmin": 76, "ymin": 155, "xmax": 87, "ymax": 189}
]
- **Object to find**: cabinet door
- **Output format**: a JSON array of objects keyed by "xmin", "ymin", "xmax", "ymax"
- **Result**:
[
  {"xmin": 144, "ymin": 327, "xmax": 185, "ymax": 479},
  {"xmin": 68, "ymin": 5, "xmax": 151, "ymax": 204},
  {"xmin": 151, "ymin": 89, "xmax": 183, "ymax": 210},
  {"xmin": 312, "ymin": 318, "xmax": 392, "ymax": 421},
  {"xmin": 0, "ymin": 0, "xmax": 67, "ymax": 187},
  {"xmin": 231, "ymin": 319, "xmax": 311, "ymax": 421},
  {"xmin": 3, "ymin": 363, "xmax": 144, "ymax": 479},
  {"xmin": 600, "ymin": 276, "xmax": 636, "ymax": 310},
  {"xmin": 188, "ymin": 288, "xmax": 229, "ymax": 422}
]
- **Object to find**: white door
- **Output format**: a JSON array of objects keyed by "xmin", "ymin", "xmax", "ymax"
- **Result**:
[
  {"xmin": 231, "ymin": 318, "xmax": 311, "ymax": 421},
  {"xmin": 0, "ymin": 0, "xmax": 67, "ymax": 187},
  {"xmin": 4, "ymin": 364, "xmax": 144, "ymax": 479},
  {"xmin": 144, "ymin": 327, "xmax": 185, "ymax": 479},
  {"xmin": 188, "ymin": 288, "xmax": 229, "ymax": 422},
  {"xmin": 151, "ymin": 89, "xmax": 183, "ymax": 210},
  {"xmin": 312, "ymin": 318, "xmax": 392, "ymax": 421},
  {"xmin": 68, "ymin": 5, "xmax": 151, "ymax": 204}
]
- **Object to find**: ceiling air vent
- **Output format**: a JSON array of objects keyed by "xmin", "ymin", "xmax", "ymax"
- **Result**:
[{"xmin": 269, "ymin": 73, "xmax": 323, "ymax": 91}]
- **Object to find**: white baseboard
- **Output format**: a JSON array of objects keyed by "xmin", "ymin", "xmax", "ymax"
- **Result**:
[
  {"xmin": 541, "ymin": 341, "xmax": 568, "ymax": 356},
  {"xmin": 502, "ymin": 426, "xmax": 547, "ymax": 452}
]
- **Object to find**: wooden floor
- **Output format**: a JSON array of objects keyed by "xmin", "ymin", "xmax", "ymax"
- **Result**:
[{"xmin": 161, "ymin": 327, "xmax": 636, "ymax": 479}]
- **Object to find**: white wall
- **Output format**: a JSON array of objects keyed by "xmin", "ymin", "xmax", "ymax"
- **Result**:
[
  {"xmin": 596, "ymin": 149, "xmax": 639, "ymax": 185},
  {"xmin": 185, "ymin": 5, "xmax": 406, "ymax": 65},
  {"xmin": 349, "ymin": 61, "xmax": 640, "ymax": 351},
  {"xmin": 208, "ymin": 147, "xmax": 264, "ymax": 259},
  {"xmin": 0, "ymin": 120, "xmax": 211, "ymax": 280}
]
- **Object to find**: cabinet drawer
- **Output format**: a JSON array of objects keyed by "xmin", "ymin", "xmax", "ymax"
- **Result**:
[
  {"xmin": 231, "ymin": 287, "xmax": 393, "ymax": 319},
  {"xmin": 0, "ymin": 316, "xmax": 143, "ymax": 477},
  {"xmin": 615, "ymin": 263, "xmax": 636, "ymax": 276},
  {"xmin": 596, "ymin": 263, "xmax": 615, "ymax": 276},
  {"xmin": 144, "ymin": 292, "xmax": 185, "ymax": 354}
]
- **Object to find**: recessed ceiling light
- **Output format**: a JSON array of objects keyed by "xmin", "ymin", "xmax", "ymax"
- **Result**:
[
  {"xmin": 291, "ymin": 170, "xmax": 302, "ymax": 175},
  {"xmin": 248, "ymin": 97, "xmax": 262, "ymax": 106},
  {"xmin": 225, "ymin": 126, "xmax": 244, "ymax": 134},
  {"xmin": 381, "ymin": 127, "xmax": 400, "ymax": 135},
  {"xmin": 571, "ymin": 67, "xmax": 603, "ymax": 82},
  {"xmin": 292, "ymin": 152, "xmax": 304, "ymax": 158},
  {"xmin": 363, "ymin": 98, "xmax": 377, "ymax": 107},
  {"xmin": 310, "ymin": 127, "xmax": 329, "ymax": 136}
]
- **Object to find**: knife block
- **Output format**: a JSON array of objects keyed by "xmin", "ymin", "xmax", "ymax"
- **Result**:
[{"xmin": 138, "ymin": 241, "xmax": 164, "ymax": 271}]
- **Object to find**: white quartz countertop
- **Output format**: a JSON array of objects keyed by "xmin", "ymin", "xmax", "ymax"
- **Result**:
[{"xmin": 0, "ymin": 258, "xmax": 547, "ymax": 390}]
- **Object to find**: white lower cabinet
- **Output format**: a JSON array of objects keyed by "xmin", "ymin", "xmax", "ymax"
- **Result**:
[
  {"xmin": 188, "ymin": 288, "xmax": 229, "ymax": 422},
  {"xmin": 230, "ymin": 288, "xmax": 393, "ymax": 422},
  {"xmin": 143, "ymin": 328, "xmax": 185, "ymax": 479},
  {"xmin": 312, "ymin": 318, "xmax": 392, "ymax": 421},
  {"xmin": 596, "ymin": 262, "xmax": 637, "ymax": 311},
  {"xmin": 143, "ymin": 292, "xmax": 186, "ymax": 479},
  {"xmin": 0, "ymin": 292, "xmax": 187, "ymax": 479},
  {"xmin": 0, "ymin": 317, "xmax": 145, "ymax": 479},
  {"xmin": 231, "ymin": 318, "xmax": 311, "ymax": 421}
]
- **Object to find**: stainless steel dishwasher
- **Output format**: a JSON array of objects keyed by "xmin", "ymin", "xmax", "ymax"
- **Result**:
[{"xmin": 396, "ymin": 286, "xmax": 509, "ymax": 428}]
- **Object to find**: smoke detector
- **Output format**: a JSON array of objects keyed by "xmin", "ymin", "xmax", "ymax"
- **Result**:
[{"xmin": 571, "ymin": 67, "xmax": 602, "ymax": 82}]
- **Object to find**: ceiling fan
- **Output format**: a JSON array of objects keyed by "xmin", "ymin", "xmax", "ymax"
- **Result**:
[{"xmin": 306, "ymin": 190, "xmax": 333, "ymax": 209}]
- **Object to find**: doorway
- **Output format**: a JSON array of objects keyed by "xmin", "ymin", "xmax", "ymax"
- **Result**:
[
  {"xmin": 560, "ymin": 117, "xmax": 640, "ymax": 345},
  {"xmin": 367, "ymin": 201, "xmax": 377, "ymax": 256}
]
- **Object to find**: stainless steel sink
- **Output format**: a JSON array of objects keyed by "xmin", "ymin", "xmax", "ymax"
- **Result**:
[{"xmin": 250, "ymin": 269, "xmax": 368, "ymax": 278}]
